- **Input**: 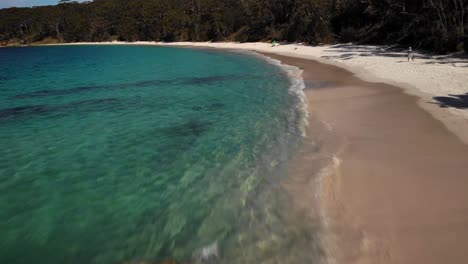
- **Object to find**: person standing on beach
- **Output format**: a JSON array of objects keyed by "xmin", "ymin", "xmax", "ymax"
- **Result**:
[{"xmin": 408, "ymin": 46, "xmax": 414, "ymax": 62}]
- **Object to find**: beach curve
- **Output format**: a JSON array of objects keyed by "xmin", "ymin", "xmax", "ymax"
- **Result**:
[{"xmin": 36, "ymin": 42, "xmax": 468, "ymax": 264}]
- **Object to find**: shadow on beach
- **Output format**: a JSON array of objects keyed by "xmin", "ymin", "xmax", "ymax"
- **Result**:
[
  {"xmin": 432, "ymin": 93, "xmax": 468, "ymax": 109},
  {"xmin": 321, "ymin": 44, "xmax": 408, "ymax": 60},
  {"xmin": 320, "ymin": 44, "xmax": 468, "ymax": 67}
]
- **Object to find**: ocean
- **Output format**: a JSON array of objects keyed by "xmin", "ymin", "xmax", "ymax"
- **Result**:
[{"xmin": 0, "ymin": 45, "xmax": 319, "ymax": 263}]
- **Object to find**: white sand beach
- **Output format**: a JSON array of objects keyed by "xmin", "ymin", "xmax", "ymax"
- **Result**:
[{"xmin": 262, "ymin": 53, "xmax": 468, "ymax": 264}]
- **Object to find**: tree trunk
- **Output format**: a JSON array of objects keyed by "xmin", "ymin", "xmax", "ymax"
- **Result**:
[
  {"xmin": 56, "ymin": 22, "xmax": 61, "ymax": 40},
  {"xmin": 464, "ymin": 0, "xmax": 467, "ymax": 52},
  {"xmin": 464, "ymin": 21, "xmax": 468, "ymax": 53},
  {"xmin": 192, "ymin": 0, "xmax": 201, "ymax": 40}
]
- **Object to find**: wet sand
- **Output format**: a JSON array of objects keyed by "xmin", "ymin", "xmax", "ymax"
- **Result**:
[{"xmin": 264, "ymin": 54, "xmax": 468, "ymax": 264}]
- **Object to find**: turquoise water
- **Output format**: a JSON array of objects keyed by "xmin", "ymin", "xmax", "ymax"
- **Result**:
[{"xmin": 0, "ymin": 46, "xmax": 318, "ymax": 263}]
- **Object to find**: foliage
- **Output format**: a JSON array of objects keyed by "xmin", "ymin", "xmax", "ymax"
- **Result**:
[{"xmin": 0, "ymin": 0, "xmax": 466, "ymax": 53}]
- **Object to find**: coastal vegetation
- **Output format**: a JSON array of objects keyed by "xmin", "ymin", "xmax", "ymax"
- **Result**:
[{"xmin": 0, "ymin": 0, "xmax": 466, "ymax": 53}]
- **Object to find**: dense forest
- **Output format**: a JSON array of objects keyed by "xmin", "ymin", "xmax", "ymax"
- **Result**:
[{"xmin": 0, "ymin": 0, "xmax": 466, "ymax": 53}]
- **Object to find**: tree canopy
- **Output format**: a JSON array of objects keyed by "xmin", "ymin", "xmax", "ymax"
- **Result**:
[{"xmin": 0, "ymin": 0, "xmax": 466, "ymax": 53}]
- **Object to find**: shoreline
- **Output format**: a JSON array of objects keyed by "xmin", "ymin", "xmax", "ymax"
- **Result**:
[
  {"xmin": 174, "ymin": 44, "xmax": 468, "ymax": 263},
  {"xmin": 12, "ymin": 42, "xmax": 468, "ymax": 263},
  {"xmin": 155, "ymin": 43, "xmax": 468, "ymax": 263},
  {"xmin": 264, "ymin": 54, "xmax": 468, "ymax": 264}
]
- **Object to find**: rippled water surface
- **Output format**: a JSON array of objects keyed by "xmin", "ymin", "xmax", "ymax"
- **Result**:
[{"xmin": 0, "ymin": 46, "xmax": 318, "ymax": 264}]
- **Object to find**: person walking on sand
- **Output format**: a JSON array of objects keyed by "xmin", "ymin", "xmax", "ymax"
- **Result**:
[
  {"xmin": 271, "ymin": 40, "xmax": 276, "ymax": 47},
  {"xmin": 408, "ymin": 46, "xmax": 414, "ymax": 62}
]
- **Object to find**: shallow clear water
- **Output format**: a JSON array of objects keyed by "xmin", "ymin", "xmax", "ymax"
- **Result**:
[{"xmin": 0, "ymin": 46, "xmax": 318, "ymax": 263}]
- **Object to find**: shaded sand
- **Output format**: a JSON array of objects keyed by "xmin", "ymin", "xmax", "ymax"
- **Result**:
[{"xmin": 265, "ymin": 53, "xmax": 468, "ymax": 264}]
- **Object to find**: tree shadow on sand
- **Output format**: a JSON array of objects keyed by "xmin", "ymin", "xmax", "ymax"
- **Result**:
[
  {"xmin": 432, "ymin": 93, "xmax": 468, "ymax": 109},
  {"xmin": 320, "ymin": 44, "xmax": 468, "ymax": 67},
  {"xmin": 320, "ymin": 44, "xmax": 429, "ymax": 60}
]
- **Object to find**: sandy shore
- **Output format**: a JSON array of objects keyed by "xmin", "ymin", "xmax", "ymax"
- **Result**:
[
  {"xmin": 266, "ymin": 54, "xmax": 468, "ymax": 264},
  {"xmin": 38, "ymin": 41, "xmax": 468, "ymax": 263}
]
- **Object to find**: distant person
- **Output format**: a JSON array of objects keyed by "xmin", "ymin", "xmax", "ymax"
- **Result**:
[
  {"xmin": 408, "ymin": 46, "xmax": 414, "ymax": 62},
  {"xmin": 271, "ymin": 40, "xmax": 276, "ymax": 47}
]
